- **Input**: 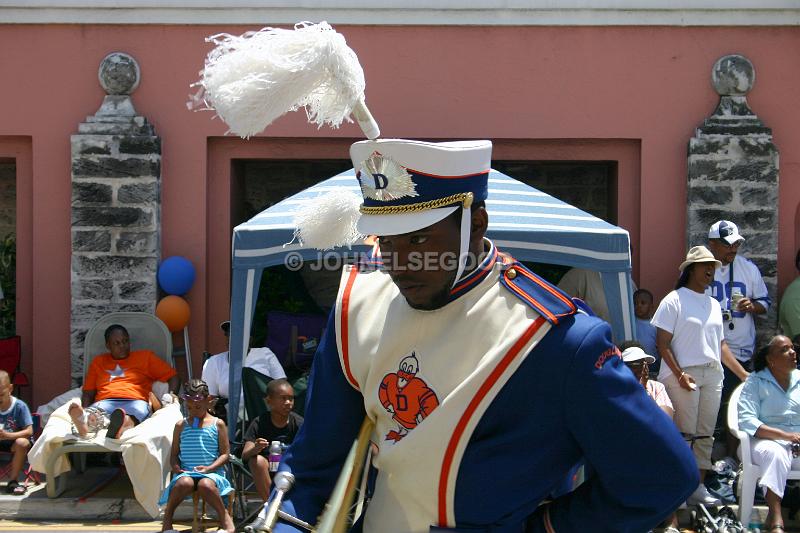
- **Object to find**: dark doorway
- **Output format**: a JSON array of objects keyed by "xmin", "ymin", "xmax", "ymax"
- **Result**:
[
  {"xmin": 492, "ymin": 160, "xmax": 617, "ymax": 224},
  {"xmin": 232, "ymin": 159, "xmax": 352, "ymax": 227},
  {"xmin": 0, "ymin": 160, "xmax": 15, "ymax": 339}
]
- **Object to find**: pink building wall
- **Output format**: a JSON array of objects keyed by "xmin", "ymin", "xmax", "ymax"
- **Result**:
[{"xmin": 0, "ymin": 24, "xmax": 798, "ymax": 405}]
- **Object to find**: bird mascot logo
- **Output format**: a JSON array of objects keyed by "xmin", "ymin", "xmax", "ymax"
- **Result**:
[{"xmin": 378, "ymin": 352, "xmax": 440, "ymax": 442}]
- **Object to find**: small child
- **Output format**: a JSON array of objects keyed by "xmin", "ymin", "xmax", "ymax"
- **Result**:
[
  {"xmin": 0, "ymin": 370, "xmax": 32, "ymax": 495},
  {"xmin": 633, "ymin": 289, "xmax": 660, "ymax": 372},
  {"xmin": 159, "ymin": 379, "xmax": 234, "ymax": 533},
  {"xmin": 240, "ymin": 378, "xmax": 303, "ymax": 503}
]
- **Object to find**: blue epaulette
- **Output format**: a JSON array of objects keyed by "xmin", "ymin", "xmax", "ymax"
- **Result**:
[{"xmin": 499, "ymin": 261, "xmax": 577, "ymax": 325}]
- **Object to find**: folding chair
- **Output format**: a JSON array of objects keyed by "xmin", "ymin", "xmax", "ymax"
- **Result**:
[
  {"xmin": 225, "ymin": 368, "xmax": 276, "ymax": 524},
  {"xmin": 189, "ymin": 467, "xmax": 237, "ymax": 533},
  {"xmin": 0, "ymin": 336, "xmax": 29, "ymax": 396},
  {"xmin": 241, "ymin": 367, "xmax": 272, "ymax": 424}
]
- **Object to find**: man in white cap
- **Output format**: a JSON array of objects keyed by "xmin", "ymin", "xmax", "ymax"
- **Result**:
[
  {"xmin": 707, "ymin": 220, "xmax": 770, "ymax": 458},
  {"xmin": 264, "ymin": 139, "xmax": 697, "ymax": 533}
]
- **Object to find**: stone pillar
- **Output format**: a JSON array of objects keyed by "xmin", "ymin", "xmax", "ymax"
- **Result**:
[
  {"xmin": 687, "ymin": 54, "xmax": 779, "ymax": 347},
  {"xmin": 70, "ymin": 52, "xmax": 161, "ymax": 385}
]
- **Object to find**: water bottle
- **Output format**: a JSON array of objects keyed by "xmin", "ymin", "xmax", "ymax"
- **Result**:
[
  {"xmin": 747, "ymin": 507, "xmax": 762, "ymax": 533},
  {"xmin": 268, "ymin": 440, "xmax": 282, "ymax": 472}
]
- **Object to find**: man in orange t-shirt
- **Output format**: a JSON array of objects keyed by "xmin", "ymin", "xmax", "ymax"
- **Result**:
[{"xmin": 69, "ymin": 324, "xmax": 179, "ymax": 439}]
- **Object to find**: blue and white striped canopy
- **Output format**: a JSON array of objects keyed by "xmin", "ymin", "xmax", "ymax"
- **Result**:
[{"xmin": 226, "ymin": 169, "xmax": 634, "ymax": 436}]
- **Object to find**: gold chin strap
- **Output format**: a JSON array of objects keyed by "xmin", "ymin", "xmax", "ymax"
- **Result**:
[{"xmin": 360, "ymin": 192, "xmax": 473, "ymax": 215}]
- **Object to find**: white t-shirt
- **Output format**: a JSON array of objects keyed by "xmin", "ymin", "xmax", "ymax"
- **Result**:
[
  {"xmin": 705, "ymin": 254, "xmax": 770, "ymax": 360},
  {"xmin": 651, "ymin": 287, "xmax": 724, "ymax": 381},
  {"xmin": 201, "ymin": 347, "xmax": 287, "ymax": 399}
]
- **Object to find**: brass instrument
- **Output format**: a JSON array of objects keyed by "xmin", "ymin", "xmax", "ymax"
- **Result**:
[{"xmin": 246, "ymin": 418, "xmax": 375, "ymax": 533}]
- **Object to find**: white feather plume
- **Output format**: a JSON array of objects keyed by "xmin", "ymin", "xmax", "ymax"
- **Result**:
[
  {"xmin": 193, "ymin": 21, "xmax": 366, "ymax": 138},
  {"xmin": 293, "ymin": 190, "xmax": 363, "ymax": 250}
]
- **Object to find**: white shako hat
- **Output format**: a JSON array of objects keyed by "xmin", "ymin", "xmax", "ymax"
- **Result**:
[{"xmin": 351, "ymin": 138, "xmax": 492, "ymax": 284}]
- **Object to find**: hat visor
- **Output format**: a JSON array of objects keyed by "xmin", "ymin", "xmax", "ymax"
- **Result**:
[
  {"xmin": 721, "ymin": 234, "xmax": 745, "ymax": 245},
  {"xmin": 678, "ymin": 258, "xmax": 722, "ymax": 272},
  {"xmin": 623, "ymin": 354, "xmax": 656, "ymax": 364},
  {"xmin": 356, "ymin": 206, "xmax": 459, "ymax": 237}
]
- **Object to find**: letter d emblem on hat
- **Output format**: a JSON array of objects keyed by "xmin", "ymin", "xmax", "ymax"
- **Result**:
[{"xmin": 360, "ymin": 152, "xmax": 419, "ymax": 201}]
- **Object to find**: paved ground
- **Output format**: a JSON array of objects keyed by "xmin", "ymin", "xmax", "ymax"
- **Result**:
[
  {"xmin": 0, "ymin": 462, "xmax": 260, "ymax": 532},
  {"xmin": 0, "ymin": 464, "xmax": 799, "ymax": 532},
  {"xmin": 0, "ymin": 520, "xmax": 164, "ymax": 532}
]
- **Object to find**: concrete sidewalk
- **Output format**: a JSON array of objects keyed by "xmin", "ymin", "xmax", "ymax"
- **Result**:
[
  {"xmin": 0, "ymin": 465, "xmax": 259, "ymax": 523},
  {"xmin": 2, "ymin": 466, "xmax": 800, "ymax": 531}
]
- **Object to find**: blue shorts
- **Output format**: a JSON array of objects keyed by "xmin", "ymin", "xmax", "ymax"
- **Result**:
[{"xmin": 92, "ymin": 399, "xmax": 151, "ymax": 424}]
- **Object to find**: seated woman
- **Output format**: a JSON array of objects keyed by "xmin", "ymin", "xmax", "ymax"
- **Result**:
[
  {"xmin": 69, "ymin": 324, "xmax": 179, "ymax": 439},
  {"xmin": 738, "ymin": 335, "xmax": 800, "ymax": 533}
]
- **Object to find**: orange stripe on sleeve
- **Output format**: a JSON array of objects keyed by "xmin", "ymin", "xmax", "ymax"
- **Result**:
[{"xmin": 340, "ymin": 267, "xmax": 360, "ymax": 391}]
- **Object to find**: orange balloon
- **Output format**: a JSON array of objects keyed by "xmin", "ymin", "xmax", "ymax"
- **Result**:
[{"xmin": 155, "ymin": 295, "xmax": 191, "ymax": 332}]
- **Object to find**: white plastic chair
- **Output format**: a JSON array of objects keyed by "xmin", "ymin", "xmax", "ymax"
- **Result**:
[
  {"xmin": 727, "ymin": 381, "xmax": 800, "ymax": 522},
  {"xmin": 45, "ymin": 311, "xmax": 173, "ymax": 498}
]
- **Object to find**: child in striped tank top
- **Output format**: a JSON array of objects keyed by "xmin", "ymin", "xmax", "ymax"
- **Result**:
[{"xmin": 159, "ymin": 379, "xmax": 234, "ymax": 533}]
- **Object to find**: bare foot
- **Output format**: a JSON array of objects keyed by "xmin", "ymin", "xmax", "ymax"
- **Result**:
[
  {"xmin": 220, "ymin": 511, "xmax": 235, "ymax": 533},
  {"xmin": 68, "ymin": 403, "xmax": 88, "ymax": 437},
  {"xmin": 149, "ymin": 391, "xmax": 162, "ymax": 412}
]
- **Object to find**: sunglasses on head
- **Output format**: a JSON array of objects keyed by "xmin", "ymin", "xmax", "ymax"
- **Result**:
[{"xmin": 180, "ymin": 394, "xmax": 210, "ymax": 402}]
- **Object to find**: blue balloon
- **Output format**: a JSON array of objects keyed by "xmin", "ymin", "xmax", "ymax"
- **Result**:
[{"xmin": 157, "ymin": 256, "xmax": 196, "ymax": 295}]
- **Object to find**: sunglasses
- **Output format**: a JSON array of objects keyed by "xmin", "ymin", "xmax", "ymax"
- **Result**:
[
  {"xmin": 717, "ymin": 239, "xmax": 741, "ymax": 249},
  {"xmin": 180, "ymin": 394, "xmax": 211, "ymax": 402},
  {"xmin": 625, "ymin": 361, "xmax": 649, "ymax": 368}
]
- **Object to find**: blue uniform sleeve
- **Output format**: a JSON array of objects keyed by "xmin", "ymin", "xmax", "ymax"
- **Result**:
[
  {"xmin": 272, "ymin": 309, "xmax": 366, "ymax": 532},
  {"xmin": 737, "ymin": 376, "xmax": 763, "ymax": 437},
  {"xmin": 530, "ymin": 322, "xmax": 698, "ymax": 533}
]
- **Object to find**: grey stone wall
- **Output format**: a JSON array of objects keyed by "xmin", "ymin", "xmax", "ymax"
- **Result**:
[
  {"xmin": 0, "ymin": 164, "xmax": 15, "ymax": 239},
  {"xmin": 70, "ymin": 53, "xmax": 160, "ymax": 385},
  {"xmin": 687, "ymin": 54, "xmax": 779, "ymax": 348}
]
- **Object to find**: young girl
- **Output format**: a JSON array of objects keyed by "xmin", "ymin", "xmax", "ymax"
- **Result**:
[{"xmin": 159, "ymin": 379, "xmax": 235, "ymax": 533}]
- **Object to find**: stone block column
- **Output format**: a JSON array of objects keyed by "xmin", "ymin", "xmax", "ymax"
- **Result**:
[
  {"xmin": 687, "ymin": 54, "xmax": 780, "ymax": 347},
  {"xmin": 70, "ymin": 53, "xmax": 161, "ymax": 385}
]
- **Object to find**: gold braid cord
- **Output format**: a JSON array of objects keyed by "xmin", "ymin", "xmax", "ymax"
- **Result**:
[{"xmin": 360, "ymin": 192, "xmax": 473, "ymax": 215}]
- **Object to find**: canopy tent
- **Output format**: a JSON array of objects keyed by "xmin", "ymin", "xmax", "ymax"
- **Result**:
[{"xmin": 226, "ymin": 169, "xmax": 634, "ymax": 436}]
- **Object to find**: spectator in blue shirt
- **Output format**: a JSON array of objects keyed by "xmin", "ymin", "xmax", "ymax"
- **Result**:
[
  {"xmin": 738, "ymin": 335, "xmax": 800, "ymax": 532},
  {"xmin": 634, "ymin": 289, "xmax": 659, "ymax": 372},
  {"xmin": 0, "ymin": 370, "xmax": 33, "ymax": 495}
]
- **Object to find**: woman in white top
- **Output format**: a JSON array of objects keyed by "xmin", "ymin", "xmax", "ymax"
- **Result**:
[{"xmin": 652, "ymin": 246, "xmax": 749, "ymax": 506}]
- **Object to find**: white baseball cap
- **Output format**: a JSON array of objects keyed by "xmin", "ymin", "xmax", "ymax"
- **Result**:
[{"xmin": 709, "ymin": 220, "xmax": 745, "ymax": 245}]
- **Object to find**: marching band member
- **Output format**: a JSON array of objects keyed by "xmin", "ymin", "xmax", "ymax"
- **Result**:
[
  {"xmin": 270, "ymin": 139, "xmax": 697, "ymax": 533},
  {"xmin": 193, "ymin": 23, "xmax": 696, "ymax": 532}
]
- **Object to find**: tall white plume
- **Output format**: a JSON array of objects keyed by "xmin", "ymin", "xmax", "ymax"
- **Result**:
[{"xmin": 193, "ymin": 22, "xmax": 367, "ymax": 138}]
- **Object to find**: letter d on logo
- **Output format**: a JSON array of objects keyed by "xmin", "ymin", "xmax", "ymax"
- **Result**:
[{"xmin": 371, "ymin": 173, "xmax": 389, "ymax": 190}]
